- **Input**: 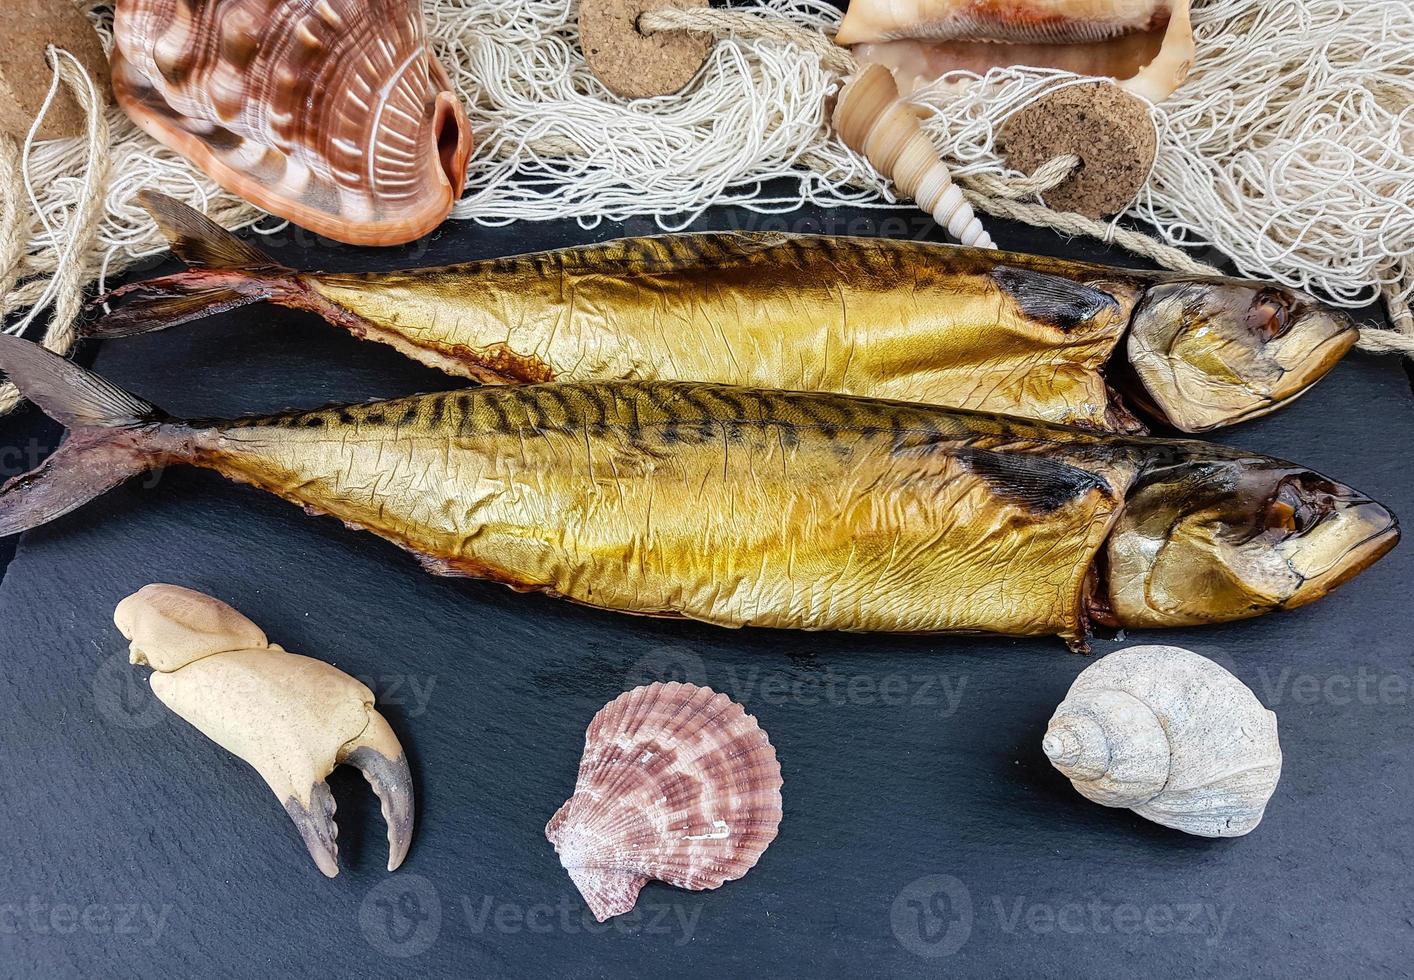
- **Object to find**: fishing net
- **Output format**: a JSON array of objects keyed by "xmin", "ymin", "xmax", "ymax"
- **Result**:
[{"xmin": 2, "ymin": 0, "xmax": 1411, "ymax": 413}]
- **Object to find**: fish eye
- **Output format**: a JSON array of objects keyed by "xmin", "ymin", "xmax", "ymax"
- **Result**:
[
  {"xmin": 1246, "ymin": 289, "xmax": 1293, "ymax": 340},
  {"xmin": 1266, "ymin": 494, "xmax": 1297, "ymax": 533},
  {"xmin": 1265, "ymin": 476, "xmax": 1332, "ymax": 536}
]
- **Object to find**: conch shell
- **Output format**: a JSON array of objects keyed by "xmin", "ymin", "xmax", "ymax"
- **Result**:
[
  {"xmin": 112, "ymin": 0, "xmax": 474, "ymax": 246},
  {"xmin": 546, "ymin": 682, "xmax": 783, "ymax": 921},
  {"xmin": 837, "ymin": 0, "xmax": 1175, "ymax": 46},
  {"xmin": 1043, "ymin": 645, "xmax": 1282, "ymax": 837},
  {"xmin": 115, "ymin": 584, "xmax": 415, "ymax": 877},
  {"xmin": 833, "ymin": 62, "xmax": 994, "ymax": 247},
  {"xmin": 840, "ymin": 0, "xmax": 1195, "ymax": 104}
]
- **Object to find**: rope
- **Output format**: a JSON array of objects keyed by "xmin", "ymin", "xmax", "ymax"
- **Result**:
[
  {"xmin": 970, "ymin": 158, "xmax": 1414, "ymax": 355},
  {"xmin": 0, "ymin": 137, "xmax": 25, "ymax": 310},
  {"xmin": 964, "ymin": 155, "xmax": 1079, "ymax": 201},
  {"xmin": 1356, "ymin": 299, "xmax": 1414, "ymax": 356},
  {"xmin": 4, "ymin": 3, "xmax": 1406, "ymax": 369},
  {"xmin": 959, "ymin": 157, "xmax": 1223, "ymax": 275},
  {"xmin": 960, "ymin": 155, "xmax": 1414, "ymax": 355},
  {"xmin": 641, "ymin": 4, "xmax": 1414, "ymax": 359},
  {"xmin": 0, "ymin": 47, "xmax": 111, "ymax": 416}
]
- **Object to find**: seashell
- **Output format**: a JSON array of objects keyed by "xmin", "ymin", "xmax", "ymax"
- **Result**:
[
  {"xmin": 546, "ymin": 682, "xmax": 783, "ymax": 921},
  {"xmin": 832, "ymin": 62, "xmax": 995, "ymax": 247},
  {"xmin": 1043, "ymin": 645, "xmax": 1281, "ymax": 837},
  {"xmin": 842, "ymin": 0, "xmax": 1195, "ymax": 104},
  {"xmin": 837, "ymin": 0, "xmax": 1175, "ymax": 48},
  {"xmin": 111, "ymin": 0, "xmax": 474, "ymax": 246}
]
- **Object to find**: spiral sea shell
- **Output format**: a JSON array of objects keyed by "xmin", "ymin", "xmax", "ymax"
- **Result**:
[
  {"xmin": 1043, "ymin": 645, "xmax": 1282, "ymax": 837},
  {"xmin": 112, "ymin": 0, "xmax": 474, "ymax": 246},
  {"xmin": 545, "ymin": 682, "xmax": 783, "ymax": 921},
  {"xmin": 832, "ymin": 63, "xmax": 994, "ymax": 248}
]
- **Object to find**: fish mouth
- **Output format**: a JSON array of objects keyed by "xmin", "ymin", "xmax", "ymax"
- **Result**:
[
  {"xmin": 1282, "ymin": 498, "xmax": 1400, "ymax": 609},
  {"xmin": 1262, "ymin": 309, "xmax": 1359, "ymax": 402},
  {"xmin": 1126, "ymin": 281, "xmax": 1358, "ymax": 432}
]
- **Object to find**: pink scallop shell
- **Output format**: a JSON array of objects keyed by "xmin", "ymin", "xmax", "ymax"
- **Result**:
[{"xmin": 546, "ymin": 682, "xmax": 784, "ymax": 922}]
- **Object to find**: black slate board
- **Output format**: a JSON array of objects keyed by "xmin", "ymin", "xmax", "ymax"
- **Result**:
[{"xmin": 1, "ymin": 207, "xmax": 1412, "ymax": 979}]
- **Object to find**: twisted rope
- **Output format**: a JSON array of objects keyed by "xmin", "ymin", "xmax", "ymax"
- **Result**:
[
  {"xmin": 641, "ymin": 5, "xmax": 1414, "ymax": 358},
  {"xmin": 962, "ymin": 155, "xmax": 1414, "ymax": 355},
  {"xmin": 960, "ymin": 155, "xmax": 1220, "ymax": 275},
  {"xmin": 0, "ymin": 47, "xmax": 111, "ymax": 416},
  {"xmin": 1354, "ymin": 308, "xmax": 1414, "ymax": 357},
  {"xmin": 0, "ymin": 137, "xmax": 25, "ymax": 310}
]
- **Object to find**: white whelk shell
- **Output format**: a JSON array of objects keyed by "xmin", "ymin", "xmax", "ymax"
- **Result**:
[
  {"xmin": 546, "ymin": 682, "xmax": 783, "ymax": 921},
  {"xmin": 1043, "ymin": 644, "xmax": 1281, "ymax": 837}
]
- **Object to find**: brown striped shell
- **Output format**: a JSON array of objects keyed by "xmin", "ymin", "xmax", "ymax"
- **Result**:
[
  {"xmin": 840, "ymin": 0, "xmax": 1195, "ymax": 104},
  {"xmin": 112, "ymin": 0, "xmax": 473, "ymax": 246},
  {"xmin": 837, "ymin": 0, "xmax": 1177, "ymax": 47},
  {"xmin": 545, "ymin": 682, "xmax": 783, "ymax": 921}
]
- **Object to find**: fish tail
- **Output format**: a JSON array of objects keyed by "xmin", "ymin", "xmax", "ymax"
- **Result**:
[
  {"xmin": 0, "ymin": 335, "xmax": 176, "ymax": 536},
  {"xmin": 85, "ymin": 191, "xmax": 303, "ymax": 340}
]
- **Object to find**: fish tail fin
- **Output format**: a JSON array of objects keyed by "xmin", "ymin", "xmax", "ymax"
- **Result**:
[
  {"xmin": 85, "ymin": 191, "xmax": 301, "ymax": 340},
  {"xmin": 139, "ymin": 190, "xmax": 278, "ymax": 270},
  {"xmin": 0, "ymin": 335, "xmax": 174, "ymax": 536}
]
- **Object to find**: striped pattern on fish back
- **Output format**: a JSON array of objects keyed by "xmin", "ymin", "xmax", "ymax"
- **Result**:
[
  {"xmin": 218, "ymin": 380, "xmax": 1130, "ymax": 455},
  {"xmin": 203, "ymin": 382, "xmax": 1148, "ymax": 637},
  {"xmin": 382, "ymin": 231, "xmax": 1153, "ymax": 288}
]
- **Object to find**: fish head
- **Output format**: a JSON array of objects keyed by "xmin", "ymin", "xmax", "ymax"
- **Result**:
[
  {"xmin": 1126, "ymin": 280, "xmax": 1357, "ymax": 431},
  {"xmin": 1105, "ymin": 453, "xmax": 1398, "ymax": 628}
]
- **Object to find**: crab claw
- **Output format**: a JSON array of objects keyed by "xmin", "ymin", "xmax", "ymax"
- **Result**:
[
  {"xmin": 115, "ymin": 584, "xmax": 415, "ymax": 877},
  {"xmin": 284, "ymin": 707, "xmax": 415, "ymax": 877}
]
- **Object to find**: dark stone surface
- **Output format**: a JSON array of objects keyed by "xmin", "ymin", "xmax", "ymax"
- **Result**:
[{"xmin": 1, "ymin": 206, "xmax": 1411, "ymax": 978}]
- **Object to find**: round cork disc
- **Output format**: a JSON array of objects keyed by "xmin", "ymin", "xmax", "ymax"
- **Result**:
[
  {"xmin": 0, "ymin": 0, "xmax": 111, "ymax": 140},
  {"xmin": 580, "ymin": 0, "xmax": 713, "ymax": 100},
  {"xmin": 997, "ymin": 82, "xmax": 1156, "ymax": 219}
]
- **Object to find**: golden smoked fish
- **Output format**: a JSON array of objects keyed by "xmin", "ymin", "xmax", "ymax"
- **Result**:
[
  {"xmin": 89, "ymin": 193, "xmax": 1357, "ymax": 434},
  {"xmin": 0, "ymin": 336, "xmax": 1395, "ymax": 651}
]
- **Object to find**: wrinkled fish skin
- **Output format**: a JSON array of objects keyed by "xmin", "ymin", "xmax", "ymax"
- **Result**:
[
  {"xmin": 301, "ymin": 232, "xmax": 1357, "ymax": 433},
  {"xmin": 192, "ymin": 382, "xmax": 1140, "ymax": 646},
  {"xmin": 93, "ymin": 195, "xmax": 1359, "ymax": 435},
  {"xmin": 295, "ymin": 235, "xmax": 1150, "ymax": 432},
  {"xmin": 0, "ymin": 325, "xmax": 1396, "ymax": 651},
  {"xmin": 168, "ymin": 380, "xmax": 1391, "ymax": 650}
]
